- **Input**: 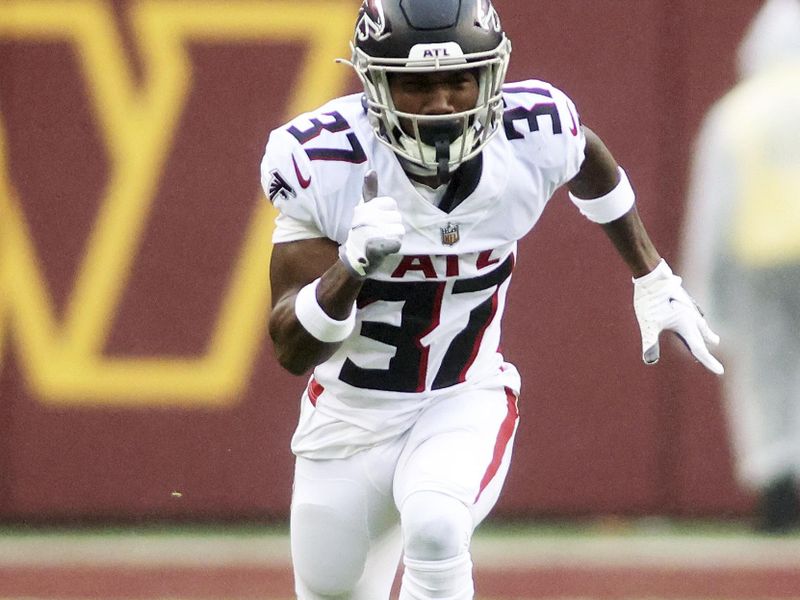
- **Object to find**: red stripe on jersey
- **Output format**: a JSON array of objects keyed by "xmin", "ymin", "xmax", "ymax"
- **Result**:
[
  {"xmin": 474, "ymin": 387, "xmax": 518, "ymax": 503},
  {"xmin": 415, "ymin": 282, "xmax": 446, "ymax": 392},
  {"xmin": 457, "ymin": 290, "xmax": 500, "ymax": 383},
  {"xmin": 476, "ymin": 249, "xmax": 500, "ymax": 269},
  {"xmin": 446, "ymin": 255, "xmax": 460, "ymax": 277},
  {"xmin": 307, "ymin": 378, "xmax": 324, "ymax": 407},
  {"xmin": 458, "ymin": 252, "xmax": 514, "ymax": 383}
]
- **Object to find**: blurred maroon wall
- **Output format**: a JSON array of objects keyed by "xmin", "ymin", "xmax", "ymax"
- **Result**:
[{"xmin": 0, "ymin": 0, "xmax": 762, "ymax": 522}]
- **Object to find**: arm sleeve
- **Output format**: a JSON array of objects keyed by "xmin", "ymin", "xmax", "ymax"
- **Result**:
[{"xmin": 549, "ymin": 86, "xmax": 588, "ymax": 188}]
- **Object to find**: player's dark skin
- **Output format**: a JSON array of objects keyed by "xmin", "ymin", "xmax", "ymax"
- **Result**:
[{"xmin": 269, "ymin": 70, "xmax": 661, "ymax": 375}]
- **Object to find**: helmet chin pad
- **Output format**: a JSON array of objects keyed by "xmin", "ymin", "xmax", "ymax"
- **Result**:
[
  {"xmin": 394, "ymin": 120, "xmax": 466, "ymax": 182},
  {"xmin": 418, "ymin": 121, "xmax": 461, "ymax": 183}
]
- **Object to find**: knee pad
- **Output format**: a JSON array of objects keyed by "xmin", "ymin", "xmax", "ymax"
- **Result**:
[
  {"xmin": 292, "ymin": 503, "xmax": 368, "ymax": 597},
  {"xmin": 400, "ymin": 491, "xmax": 473, "ymax": 562}
]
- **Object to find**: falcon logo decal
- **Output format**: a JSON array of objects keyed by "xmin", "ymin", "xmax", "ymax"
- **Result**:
[
  {"xmin": 267, "ymin": 168, "xmax": 297, "ymax": 203},
  {"xmin": 356, "ymin": 0, "xmax": 390, "ymax": 42},
  {"xmin": 475, "ymin": 0, "xmax": 502, "ymax": 32}
]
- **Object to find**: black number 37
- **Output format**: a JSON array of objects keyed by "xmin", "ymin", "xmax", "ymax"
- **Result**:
[
  {"xmin": 340, "ymin": 256, "xmax": 514, "ymax": 392},
  {"xmin": 287, "ymin": 111, "xmax": 367, "ymax": 164}
]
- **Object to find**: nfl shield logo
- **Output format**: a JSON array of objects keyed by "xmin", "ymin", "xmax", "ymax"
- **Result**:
[{"xmin": 440, "ymin": 222, "xmax": 460, "ymax": 246}]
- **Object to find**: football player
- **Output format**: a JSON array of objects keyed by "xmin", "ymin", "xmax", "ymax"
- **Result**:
[{"xmin": 262, "ymin": 0, "xmax": 724, "ymax": 597}]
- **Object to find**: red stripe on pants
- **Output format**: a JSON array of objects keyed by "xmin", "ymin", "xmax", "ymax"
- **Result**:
[{"xmin": 474, "ymin": 387, "xmax": 518, "ymax": 503}]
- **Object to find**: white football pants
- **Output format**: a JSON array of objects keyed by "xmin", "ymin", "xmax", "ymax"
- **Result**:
[{"xmin": 290, "ymin": 385, "xmax": 519, "ymax": 599}]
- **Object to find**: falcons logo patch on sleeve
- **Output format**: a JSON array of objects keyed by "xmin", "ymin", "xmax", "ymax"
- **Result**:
[{"xmin": 267, "ymin": 168, "xmax": 297, "ymax": 203}]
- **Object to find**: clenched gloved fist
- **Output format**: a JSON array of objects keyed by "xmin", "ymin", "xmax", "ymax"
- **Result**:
[
  {"xmin": 633, "ymin": 259, "xmax": 724, "ymax": 375},
  {"xmin": 339, "ymin": 170, "xmax": 405, "ymax": 278}
]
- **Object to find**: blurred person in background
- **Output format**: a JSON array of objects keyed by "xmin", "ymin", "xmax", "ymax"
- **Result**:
[{"xmin": 682, "ymin": 0, "xmax": 800, "ymax": 533}]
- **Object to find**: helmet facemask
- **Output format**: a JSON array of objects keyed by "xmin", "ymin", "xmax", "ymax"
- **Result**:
[{"xmin": 348, "ymin": 37, "xmax": 511, "ymax": 182}]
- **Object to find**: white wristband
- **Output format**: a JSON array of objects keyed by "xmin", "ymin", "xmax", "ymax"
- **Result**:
[
  {"xmin": 569, "ymin": 167, "xmax": 635, "ymax": 224},
  {"xmin": 294, "ymin": 279, "xmax": 357, "ymax": 343}
]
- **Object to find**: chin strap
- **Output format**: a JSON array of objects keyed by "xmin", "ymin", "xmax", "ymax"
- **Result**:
[{"xmin": 435, "ymin": 138, "xmax": 452, "ymax": 184}]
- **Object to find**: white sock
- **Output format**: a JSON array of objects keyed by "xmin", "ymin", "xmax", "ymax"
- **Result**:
[{"xmin": 399, "ymin": 552, "xmax": 474, "ymax": 600}]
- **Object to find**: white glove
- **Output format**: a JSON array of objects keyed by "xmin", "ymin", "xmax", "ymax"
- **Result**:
[
  {"xmin": 339, "ymin": 170, "xmax": 405, "ymax": 278},
  {"xmin": 633, "ymin": 259, "xmax": 724, "ymax": 375}
]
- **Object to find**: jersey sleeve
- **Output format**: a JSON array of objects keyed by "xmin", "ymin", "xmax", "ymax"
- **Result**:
[
  {"xmin": 261, "ymin": 98, "xmax": 372, "ymax": 245},
  {"xmin": 502, "ymin": 80, "xmax": 587, "ymax": 192},
  {"xmin": 549, "ymin": 85, "xmax": 587, "ymax": 186},
  {"xmin": 260, "ymin": 127, "xmax": 326, "ymax": 244}
]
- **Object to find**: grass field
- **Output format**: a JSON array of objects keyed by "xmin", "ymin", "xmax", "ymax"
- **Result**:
[{"xmin": 0, "ymin": 519, "xmax": 798, "ymax": 599}]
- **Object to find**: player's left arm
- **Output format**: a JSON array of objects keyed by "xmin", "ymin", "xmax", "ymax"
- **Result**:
[{"xmin": 567, "ymin": 126, "xmax": 724, "ymax": 375}]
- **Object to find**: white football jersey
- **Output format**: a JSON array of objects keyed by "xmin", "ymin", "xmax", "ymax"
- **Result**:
[{"xmin": 261, "ymin": 80, "xmax": 586, "ymax": 458}]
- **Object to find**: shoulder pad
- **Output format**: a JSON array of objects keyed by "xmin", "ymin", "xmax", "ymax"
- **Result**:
[
  {"xmin": 260, "ymin": 96, "xmax": 374, "ymax": 243},
  {"xmin": 284, "ymin": 95, "xmax": 370, "ymax": 163},
  {"xmin": 501, "ymin": 80, "xmax": 587, "ymax": 184},
  {"xmin": 502, "ymin": 79, "xmax": 581, "ymax": 140}
]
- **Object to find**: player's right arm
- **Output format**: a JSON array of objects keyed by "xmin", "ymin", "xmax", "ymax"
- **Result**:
[
  {"xmin": 268, "ymin": 238, "xmax": 362, "ymax": 375},
  {"xmin": 268, "ymin": 175, "xmax": 405, "ymax": 374},
  {"xmin": 262, "ymin": 111, "xmax": 404, "ymax": 375},
  {"xmin": 266, "ymin": 161, "xmax": 405, "ymax": 376}
]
